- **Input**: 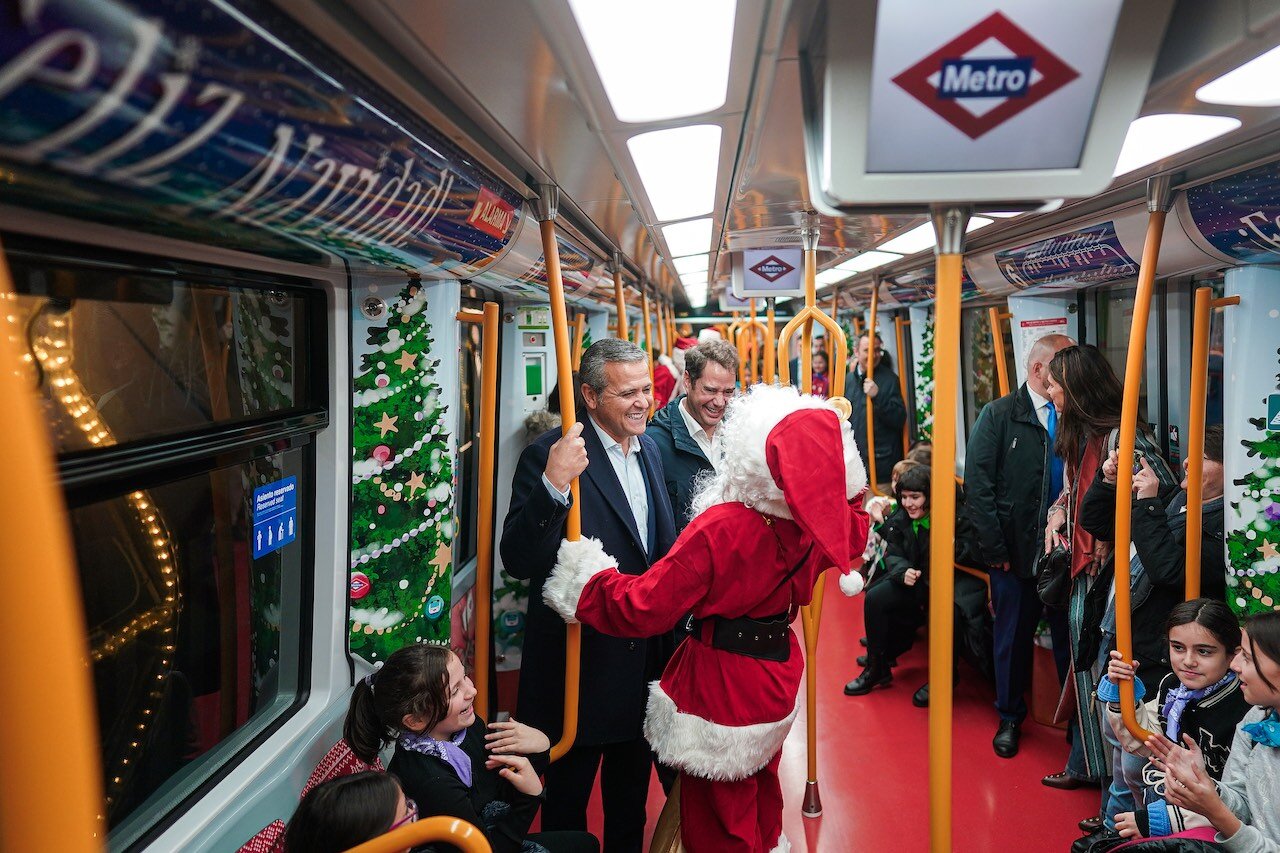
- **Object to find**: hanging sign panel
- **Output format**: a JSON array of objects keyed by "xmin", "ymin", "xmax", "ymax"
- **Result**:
[
  {"xmin": 812, "ymin": 0, "xmax": 1172, "ymax": 210},
  {"xmin": 732, "ymin": 249, "xmax": 806, "ymax": 298},
  {"xmin": 1183, "ymin": 160, "xmax": 1280, "ymax": 264},
  {"xmin": 995, "ymin": 221, "xmax": 1139, "ymax": 289}
]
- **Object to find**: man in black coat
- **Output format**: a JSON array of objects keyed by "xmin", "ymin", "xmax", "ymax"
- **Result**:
[
  {"xmin": 500, "ymin": 338, "xmax": 676, "ymax": 853},
  {"xmin": 647, "ymin": 339, "xmax": 738, "ymax": 532},
  {"xmin": 964, "ymin": 332, "xmax": 1074, "ymax": 758},
  {"xmin": 845, "ymin": 332, "xmax": 906, "ymax": 490}
]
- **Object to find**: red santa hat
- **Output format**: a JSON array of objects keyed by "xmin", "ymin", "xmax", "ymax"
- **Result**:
[{"xmin": 765, "ymin": 407, "xmax": 864, "ymax": 596}]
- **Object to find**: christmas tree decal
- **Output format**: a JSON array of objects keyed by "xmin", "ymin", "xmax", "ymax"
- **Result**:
[
  {"xmin": 349, "ymin": 279, "xmax": 454, "ymax": 660},
  {"xmin": 915, "ymin": 312, "xmax": 936, "ymax": 441},
  {"xmin": 1226, "ymin": 346, "xmax": 1280, "ymax": 618}
]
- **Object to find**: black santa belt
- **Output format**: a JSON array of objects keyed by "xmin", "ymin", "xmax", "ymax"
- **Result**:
[{"xmin": 686, "ymin": 612, "xmax": 791, "ymax": 662}]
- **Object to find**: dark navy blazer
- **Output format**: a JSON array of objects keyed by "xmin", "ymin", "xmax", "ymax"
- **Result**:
[{"xmin": 500, "ymin": 417, "xmax": 677, "ymax": 746}]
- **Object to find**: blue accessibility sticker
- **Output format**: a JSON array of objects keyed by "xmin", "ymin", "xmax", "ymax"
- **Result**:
[{"xmin": 253, "ymin": 476, "xmax": 298, "ymax": 559}]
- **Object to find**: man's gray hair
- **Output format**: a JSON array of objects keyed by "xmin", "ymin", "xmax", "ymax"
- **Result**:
[
  {"xmin": 579, "ymin": 338, "xmax": 648, "ymax": 394},
  {"xmin": 684, "ymin": 340, "xmax": 739, "ymax": 384},
  {"xmin": 1026, "ymin": 333, "xmax": 1074, "ymax": 372}
]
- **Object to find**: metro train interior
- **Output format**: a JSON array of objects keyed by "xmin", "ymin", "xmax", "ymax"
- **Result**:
[{"xmin": 2, "ymin": 0, "xmax": 1280, "ymax": 851}]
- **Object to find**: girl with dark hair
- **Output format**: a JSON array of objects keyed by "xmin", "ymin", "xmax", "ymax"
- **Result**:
[
  {"xmin": 1098, "ymin": 599, "xmax": 1251, "ymax": 844},
  {"xmin": 1040, "ymin": 345, "xmax": 1179, "ymax": 846},
  {"xmin": 1145, "ymin": 610, "xmax": 1280, "ymax": 852},
  {"xmin": 284, "ymin": 771, "xmax": 413, "ymax": 853},
  {"xmin": 344, "ymin": 644, "xmax": 598, "ymax": 853},
  {"xmin": 845, "ymin": 465, "xmax": 990, "ymax": 703}
]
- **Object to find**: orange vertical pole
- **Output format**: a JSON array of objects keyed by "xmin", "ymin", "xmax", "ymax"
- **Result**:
[
  {"xmin": 895, "ymin": 315, "xmax": 912, "ymax": 457},
  {"xmin": 865, "ymin": 281, "xmax": 883, "ymax": 495},
  {"xmin": 536, "ymin": 189, "xmax": 581, "ymax": 762},
  {"xmin": 642, "ymin": 285, "xmax": 655, "ymax": 416},
  {"xmin": 612, "ymin": 259, "xmax": 628, "ymax": 342},
  {"xmin": 928, "ymin": 205, "xmax": 969, "ymax": 853},
  {"xmin": 1114, "ymin": 178, "xmax": 1172, "ymax": 742},
  {"xmin": 476, "ymin": 304, "xmax": 500, "ymax": 719},
  {"xmin": 988, "ymin": 307, "xmax": 1011, "ymax": 398},
  {"xmin": 0, "ymin": 237, "xmax": 105, "ymax": 851},
  {"xmin": 571, "ymin": 313, "xmax": 586, "ymax": 371},
  {"xmin": 764, "ymin": 299, "xmax": 777, "ymax": 385}
]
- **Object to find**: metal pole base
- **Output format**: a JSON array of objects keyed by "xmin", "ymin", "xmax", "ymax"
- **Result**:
[{"xmin": 801, "ymin": 780, "xmax": 822, "ymax": 818}]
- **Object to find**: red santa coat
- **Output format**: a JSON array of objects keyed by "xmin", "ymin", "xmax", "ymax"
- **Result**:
[{"xmin": 550, "ymin": 499, "xmax": 870, "ymax": 782}]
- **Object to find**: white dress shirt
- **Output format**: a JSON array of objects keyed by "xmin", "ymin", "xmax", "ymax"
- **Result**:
[
  {"xmin": 1027, "ymin": 385, "xmax": 1053, "ymax": 432},
  {"xmin": 679, "ymin": 398, "xmax": 719, "ymax": 467},
  {"xmin": 541, "ymin": 418, "xmax": 651, "ymax": 552}
]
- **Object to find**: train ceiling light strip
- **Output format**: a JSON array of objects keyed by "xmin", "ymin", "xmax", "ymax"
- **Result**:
[
  {"xmin": 674, "ymin": 254, "xmax": 710, "ymax": 275},
  {"xmin": 1111, "ymin": 114, "xmax": 1242, "ymax": 177},
  {"xmin": 663, "ymin": 218, "xmax": 715, "ymax": 258},
  {"xmin": 878, "ymin": 217, "xmax": 993, "ymax": 255},
  {"xmin": 627, "ymin": 125, "xmax": 723, "ymax": 222},
  {"xmin": 1196, "ymin": 44, "xmax": 1280, "ymax": 107},
  {"xmin": 566, "ymin": 0, "xmax": 737, "ymax": 123},
  {"xmin": 835, "ymin": 250, "xmax": 903, "ymax": 273}
]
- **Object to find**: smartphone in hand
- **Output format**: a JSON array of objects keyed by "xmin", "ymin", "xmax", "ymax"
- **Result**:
[{"xmin": 494, "ymin": 711, "xmax": 511, "ymax": 724}]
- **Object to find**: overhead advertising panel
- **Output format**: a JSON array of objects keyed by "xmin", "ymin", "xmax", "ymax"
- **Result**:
[
  {"xmin": 1183, "ymin": 160, "xmax": 1280, "ymax": 264},
  {"xmin": 994, "ymin": 221, "xmax": 1138, "ymax": 290},
  {"xmin": 732, "ymin": 249, "xmax": 806, "ymax": 298},
  {"xmin": 813, "ymin": 0, "xmax": 1172, "ymax": 209}
]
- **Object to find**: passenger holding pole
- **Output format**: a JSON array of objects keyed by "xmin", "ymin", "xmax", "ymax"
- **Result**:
[
  {"xmin": 844, "ymin": 331, "xmax": 906, "ymax": 492},
  {"xmin": 500, "ymin": 339, "xmax": 677, "ymax": 853}
]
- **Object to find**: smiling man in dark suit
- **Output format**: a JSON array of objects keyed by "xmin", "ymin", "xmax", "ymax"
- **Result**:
[{"xmin": 501, "ymin": 338, "xmax": 676, "ymax": 853}]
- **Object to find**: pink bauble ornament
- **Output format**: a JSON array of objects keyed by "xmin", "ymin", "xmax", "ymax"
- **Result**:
[
  {"xmin": 377, "ymin": 505, "xmax": 386, "ymax": 515},
  {"xmin": 350, "ymin": 572, "xmax": 371, "ymax": 600},
  {"xmin": 372, "ymin": 445, "xmax": 392, "ymax": 463},
  {"xmin": 376, "ymin": 374, "xmax": 389, "ymax": 388}
]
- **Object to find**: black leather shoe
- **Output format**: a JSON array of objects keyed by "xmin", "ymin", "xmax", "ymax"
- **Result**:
[
  {"xmin": 856, "ymin": 653, "xmax": 898, "ymax": 667},
  {"xmin": 844, "ymin": 658, "xmax": 892, "ymax": 695},
  {"xmin": 1072, "ymin": 828, "xmax": 1120, "ymax": 853},
  {"xmin": 911, "ymin": 683, "xmax": 929, "ymax": 707},
  {"xmin": 992, "ymin": 720, "xmax": 1020, "ymax": 758},
  {"xmin": 1077, "ymin": 816, "xmax": 1103, "ymax": 833}
]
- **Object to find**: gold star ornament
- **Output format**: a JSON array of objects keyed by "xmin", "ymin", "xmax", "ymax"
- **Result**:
[
  {"xmin": 394, "ymin": 349, "xmax": 417, "ymax": 372},
  {"xmin": 1260, "ymin": 539, "xmax": 1279, "ymax": 561},
  {"xmin": 406, "ymin": 470, "xmax": 426, "ymax": 499},
  {"xmin": 374, "ymin": 412, "xmax": 398, "ymax": 437}
]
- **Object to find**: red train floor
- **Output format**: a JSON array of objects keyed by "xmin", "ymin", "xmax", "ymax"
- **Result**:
[{"xmin": 577, "ymin": 586, "xmax": 1101, "ymax": 851}]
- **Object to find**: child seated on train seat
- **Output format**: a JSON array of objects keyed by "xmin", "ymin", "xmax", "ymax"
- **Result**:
[
  {"xmin": 343, "ymin": 643, "xmax": 598, "ymax": 853},
  {"xmin": 284, "ymin": 771, "xmax": 414, "ymax": 853},
  {"xmin": 1096, "ymin": 599, "xmax": 1250, "ymax": 846},
  {"xmin": 861, "ymin": 458, "xmax": 923, "ymax": 587},
  {"xmin": 845, "ymin": 464, "xmax": 992, "ymax": 700},
  {"xmin": 1110, "ymin": 609, "xmax": 1280, "ymax": 853}
]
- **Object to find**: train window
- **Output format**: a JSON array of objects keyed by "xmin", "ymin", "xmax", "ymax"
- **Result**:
[
  {"xmin": 3, "ymin": 238, "xmax": 325, "ymax": 847},
  {"xmin": 961, "ymin": 307, "xmax": 1008, "ymax": 433},
  {"xmin": 5, "ymin": 251, "xmax": 314, "ymax": 455},
  {"xmin": 454, "ymin": 304, "xmax": 486, "ymax": 571},
  {"xmin": 76, "ymin": 450, "xmax": 308, "ymax": 845},
  {"xmin": 1096, "ymin": 285, "xmax": 1152, "ymax": 428}
]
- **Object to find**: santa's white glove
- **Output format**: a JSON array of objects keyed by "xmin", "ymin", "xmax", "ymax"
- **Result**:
[
  {"xmin": 543, "ymin": 537, "xmax": 619, "ymax": 622},
  {"xmin": 839, "ymin": 570, "xmax": 865, "ymax": 597}
]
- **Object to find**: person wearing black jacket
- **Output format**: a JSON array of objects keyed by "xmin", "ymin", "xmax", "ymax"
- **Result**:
[
  {"xmin": 844, "ymin": 465, "xmax": 990, "ymax": 701},
  {"xmin": 844, "ymin": 332, "xmax": 906, "ymax": 490},
  {"xmin": 964, "ymin": 333, "xmax": 1074, "ymax": 758},
  {"xmin": 500, "ymin": 340, "xmax": 676, "ymax": 853}
]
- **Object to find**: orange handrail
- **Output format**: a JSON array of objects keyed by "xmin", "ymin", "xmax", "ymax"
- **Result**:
[
  {"xmin": 345, "ymin": 816, "xmax": 491, "ymax": 853},
  {"xmin": 988, "ymin": 308, "xmax": 1012, "ymax": 398},
  {"xmin": 537, "ymin": 190, "xmax": 582, "ymax": 762},
  {"xmin": 456, "ymin": 305, "xmax": 501, "ymax": 718},
  {"xmin": 642, "ymin": 286, "xmax": 655, "ymax": 416},
  {"xmin": 1185, "ymin": 289, "xmax": 1239, "ymax": 599},
  {"xmin": 1114, "ymin": 178, "xmax": 1172, "ymax": 743},
  {"xmin": 764, "ymin": 299, "xmax": 777, "ymax": 385},
  {"xmin": 928, "ymin": 205, "xmax": 970, "ymax": 853},
  {"xmin": 0, "ymin": 237, "xmax": 105, "ymax": 851},
  {"xmin": 667, "ymin": 300, "xmax": 677, "ymax": 357},
  {"xmin": 613, "ymin": 260, "xmax": 629, "ymax": 342},
  {"xmin": 864, "ymin": 281, "xmax": 883, "ymax": 496},
  {"xmin": 572, "ymin": 313, "xmax": 586, "ymax": 371},
  {"xmin": 777, "ymin": 227, "xmax": 850, "ymax": 818},
  {"xmin": 894, "ymin": 315, "xmax": 912, "ymax": 457},
  {"xmin": 737, "ymin": 300, "xmax": 766, "ymax": 387}
]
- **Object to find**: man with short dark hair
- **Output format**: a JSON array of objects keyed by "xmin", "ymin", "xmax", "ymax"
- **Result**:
[
  {"xmin": 844, "ymin": 331, "xmax": 906, "ymax": 491},
  {"xmin": 648, "ymin": 339, "xmax": 739, "ymax": 531},
  {"xmin": 501, "ymin": 338, "xmax": 677, "ymax": 853},
  {"xmin": 965, "ymin": 332, "xmax": 1075, "ymax": 759}
]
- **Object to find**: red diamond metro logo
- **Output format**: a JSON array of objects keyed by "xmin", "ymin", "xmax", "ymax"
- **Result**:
[
  {"xmin": 892, "ymin": 12, "xmax": 1080, "ymax": 140},
  {"xmin": 749, "ymin": 255, "xmax": 796, "ymax": 282}
]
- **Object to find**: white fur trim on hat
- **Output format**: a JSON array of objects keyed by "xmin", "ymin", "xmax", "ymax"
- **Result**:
[
  {"xmin": 839, "ymin": 570, "xmax": 865, "ymax": 597},
  {"xmin": 643, "ymin": 682, "xmax": 799, "ymax": 782},
  {"xmin": 542, "ymin": 537, "xmax": 617, "ymax": 623},
  {"xmin": 770, "ymin": 833, "xmax": 791, "ymax": 853}
]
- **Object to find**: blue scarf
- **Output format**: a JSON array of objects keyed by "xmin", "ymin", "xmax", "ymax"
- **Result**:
[
  {"xmin": 1243, "ymin": 709, "xmax": 1280, "ymax": 748},
  {"xmin": 1161, "ymin": 672, "xmax": 1236, "ymax": 741},
  {"xmin": 399, "ymin": 727, "xmax": 473, "ymax": 787}
]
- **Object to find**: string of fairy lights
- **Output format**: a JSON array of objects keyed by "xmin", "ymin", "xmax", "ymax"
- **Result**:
[{"xmin": 9, "ymin": 297, "xmax": 181, "ymax": 813}]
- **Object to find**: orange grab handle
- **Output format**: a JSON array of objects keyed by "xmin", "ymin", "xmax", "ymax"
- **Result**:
[{"xmin": 345, "ymin": 816, "xmax": 491, "ymax": 853}]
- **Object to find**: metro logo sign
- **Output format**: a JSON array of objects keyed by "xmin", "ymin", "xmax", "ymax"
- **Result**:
[
  {"xmin": 892, "ymin": 12, "xmax": 1079, "ymax": 140},
  {"xmin": 749, "ymin": 255, "xmax": 796, "ymax": 282}
]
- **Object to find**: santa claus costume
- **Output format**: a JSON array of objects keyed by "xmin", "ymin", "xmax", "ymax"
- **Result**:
[{"xmin": 543, "ymin": 384, "xmax": 871, "ymax": 853}]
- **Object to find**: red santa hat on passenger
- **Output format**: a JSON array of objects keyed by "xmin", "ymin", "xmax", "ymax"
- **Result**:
[{"xmin": 765, "ymin": 407, "xmax": 864, "ymax": 597}]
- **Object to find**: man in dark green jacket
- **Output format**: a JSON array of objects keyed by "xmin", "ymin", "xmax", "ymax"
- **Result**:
[
  {"xmin": 845, "ymin": 332, "xmax": 907, "ymax": 491},
  {"xmin": 647, "ymin": 339, "xmax": 738, "ymax": 532}
]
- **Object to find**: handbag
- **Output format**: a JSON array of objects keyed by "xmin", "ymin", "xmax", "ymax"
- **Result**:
[
  {"xmin": 648, "ymin": 776, "xmax": 685, "ymax": 853},
  {"xmin": 1036, "ymin": 534, "xmax": 1072, "ymax": 608}
]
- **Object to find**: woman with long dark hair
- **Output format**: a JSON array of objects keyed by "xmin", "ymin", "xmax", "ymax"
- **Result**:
[{"xmin": 1040, "ymin": 345, "xmax": 1177, "ymax": 846}]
